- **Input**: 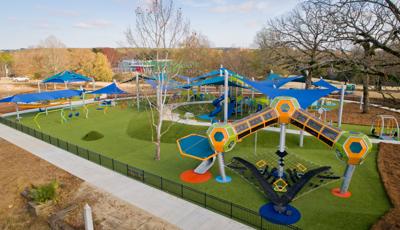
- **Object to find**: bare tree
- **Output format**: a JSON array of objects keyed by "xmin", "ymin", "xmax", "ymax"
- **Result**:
[
  {"xmin": 125, "ymin": 0, "xmax": 190, "ymax": 160},
  {"xmin": 38, "ymin": 35, "xmax": 68, "ymax": 75},
  {"xmin": 312, "ymin": 0, "xmax": 400, "ymax": 112},
  {"xmin": 257, "ymin": 2, "xmax": 333, "ymax": 87}
]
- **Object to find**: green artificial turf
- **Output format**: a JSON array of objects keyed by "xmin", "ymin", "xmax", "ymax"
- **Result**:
[{"xmin": 14, "ymin": 105, "xmax": 391, "ymax": 229}]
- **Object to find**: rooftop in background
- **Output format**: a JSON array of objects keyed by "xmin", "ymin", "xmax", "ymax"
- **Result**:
[{"xmin": 115, "ymin": 59, "xmax": 172, "ymax": 73}]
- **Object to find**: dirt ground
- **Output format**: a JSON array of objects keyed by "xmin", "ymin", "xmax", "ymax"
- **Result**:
[
  {"xmin": 0, "ymin": 138, "xmax": 179, "ymax": 230},
  {"xmin": 371, "ymin": 143, "xmax": 400, "ymax": 230},
  {"xmin": 322, "ymin": 103, "xmax": 400, "ymax": 126}
]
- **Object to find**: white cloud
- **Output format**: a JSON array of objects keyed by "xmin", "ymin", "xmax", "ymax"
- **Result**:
[{"xmin": 74, "ymin": 20, "xmax": 112, "ymax": 29}]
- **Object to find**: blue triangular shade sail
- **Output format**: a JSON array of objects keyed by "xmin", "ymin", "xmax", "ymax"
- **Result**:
[
  {"xmin": 242, "ymin": 78, "xmax": 336, "ymax": 109},
  {"xmin": 266, "ymin": 73, "xmax": 283, "ymax": 81},
  {"xmin": 313, "ymin": 79, "xmax": 339, "ymax": 91},
  {"xmin": 185, "ymin": 76, "xmax": 247, "ymax": 88},
  {"xmin": 88, "ymin": 82, "xmax": 127, "ymax": 95},
  {"xmin": 191, "ymin": 70, "xmax": 221, "ymax": 81},
  {"xmin": 0, "ymin": 90, "xmax": 82, "ymax": 103},
  {"xmin": 42, "ymin": 70, "xmax": 92, "ymax": 83},
  {"xmin": 255, "ymin": 75, "xmax": 303, "ymax": 89}
]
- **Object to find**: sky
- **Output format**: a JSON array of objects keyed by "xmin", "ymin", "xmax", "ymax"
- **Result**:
[{"xmin": 0, "ymin": 0, "xmax": 300, "ymax": 49}]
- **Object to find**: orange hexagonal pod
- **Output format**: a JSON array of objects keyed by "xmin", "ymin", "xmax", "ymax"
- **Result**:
[
  {"xmin": 275, "ymin": 100, "xmax": 297, "ymax": 124},
  {"xmin": 344, "ymin": 137, "xmax": 368, "ymax": 165},
  {"xmin": 209, "ymin": 127, "xmax": 228, "ymax": 152}
]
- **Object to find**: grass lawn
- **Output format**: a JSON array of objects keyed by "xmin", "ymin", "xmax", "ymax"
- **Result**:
[{"xmin": 14, "ymin": 104, "xmax": 391, "ymax": 229}]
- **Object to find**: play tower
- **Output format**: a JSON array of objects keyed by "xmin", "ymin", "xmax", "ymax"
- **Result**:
[{"xmin": 177, "ymin": 96, "xmax": 372, "ymax": 224}]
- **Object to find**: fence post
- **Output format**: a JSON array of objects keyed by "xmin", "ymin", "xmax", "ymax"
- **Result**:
[
  {"xmin": 230, "ymin": 202, "xmax": 233, "ymax": 218},
  {"xmin": 66, "ymin": 141, "xmax": 69, "ymax": 151},
  {"xmin": 160, "ymin": 177, "xmax": 163, "ymax": 189},
  {"xmin": 204, "ymin": 193, "xmax": 207, "ymax": 208},
  {"xmin": 86, "ymin": 149, "xmax": 89, "ymax": 160},
  {"xmin": 76, "ymin": 145, "xmax": 79, "ymax": 155},
  {"xmin": 181, "ymin": 184, "xmax": 183, "ymax": 198},
  {"xmin": 142, "ymin": 170, "xmax": 145, "ymax": 182},
  {"xmin": 57, "ymin": 138, "xmax": 60, "ymax": 147},
  {"xmin": 126, "ymin": 164, "xmax": 128, "ymax": 176},
  {"xmin": 112, "ymin": 159, "xmax": 115, "ymax": 170},
  {"xmin": 99, "ymin": 154, "xmax": 101, "ymax": 165}
]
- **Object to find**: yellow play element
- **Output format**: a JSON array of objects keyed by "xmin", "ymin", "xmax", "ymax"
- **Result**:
[
  {"xmin": 296, "ymin": 163, "xmax": 307, "ymax": 172},
  {"xmin": 273, "ymin": 178, "xmax": 288, "ymax": 192},
  {"xmin": 256, "ymin": 160, "xmax": 267, "ymax": 168}
]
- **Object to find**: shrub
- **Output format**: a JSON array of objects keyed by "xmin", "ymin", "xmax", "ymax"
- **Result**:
[{"xmin": 29, "ymin": 180, "xmax": 59, "ymax": 204}]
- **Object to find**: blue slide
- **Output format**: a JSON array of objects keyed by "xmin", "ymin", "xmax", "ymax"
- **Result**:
[{"xmin": 209, "ymin": 95, "xmax": 225, "ymax": 117}]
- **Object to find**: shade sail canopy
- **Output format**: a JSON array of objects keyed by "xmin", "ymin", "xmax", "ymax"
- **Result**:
[
  {"xmin": 242, "ymin": 78, "xmax": 336, "ymax": 108},
  {"xmin": 266, "ymin": 73, "xmax": 283, "ymax": 81},
  {"xmin": 255, "ymin": 75, "xmax": 303, "ymax": 89},
  {"xmin": 191, "ymin": 70, "xmax": 221, "ymax": 81},
  {"xmin": 0, "ymin": 90, "xmax": 82, "ymax": 103},
  {"xmin": 185, "ymin": 76, "xmax": 247, "ymax": 88},
  {"xmin": 88, "ymin": 82, "xmax": 127, "ymax": 95},
  {"xmin": 42, "ymin": 71, "xmax": 92, "ymax": 83},
  {"xmin": 313, "ymin": 79, "xmax": 339, "ymax": 91}
]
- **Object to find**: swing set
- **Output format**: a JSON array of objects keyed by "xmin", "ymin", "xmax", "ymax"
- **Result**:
[{"xmin": 370, "ymin": 115, "xmax": 399, "ymax": 141}]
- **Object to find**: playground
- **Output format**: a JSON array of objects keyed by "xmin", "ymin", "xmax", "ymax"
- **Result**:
[
  {"xmin": 8, "ymin": 102, "xmax": 389, "ymax": 229},
  {"xmin": 0, "ymin": 69, "xmax": 396, "ymax": 229}
]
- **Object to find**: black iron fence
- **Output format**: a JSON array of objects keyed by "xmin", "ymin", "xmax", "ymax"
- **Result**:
[{"xmin": 0, "ymin": 116, "xmax": 300, "ymax": 230}]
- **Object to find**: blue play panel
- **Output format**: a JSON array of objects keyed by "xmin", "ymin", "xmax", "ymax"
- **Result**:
[
  {"xmin": 198, "ymin": 114, "xmax": 215, "ymax": 121},
  {"xmin": 177, "ymin": 135, "xmax": 215, "ymax": 159}
]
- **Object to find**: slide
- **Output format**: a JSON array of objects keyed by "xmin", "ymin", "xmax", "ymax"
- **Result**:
[
  {"xmin": 209, "ymin": 104, "xmax": 222, "ymax": 117},
  {"xmin": 194, "ymin": 156, "xmax": 216, "ymax": 174},
  {"xmin": 227, "ymin": 100, "xmax": 236, "ymax": 118},
  {"xmin": 209, "ymin": 95, "xmax": 235, "ymax": 118}
]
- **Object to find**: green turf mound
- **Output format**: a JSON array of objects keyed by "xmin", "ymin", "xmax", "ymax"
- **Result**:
[{"xmin": 82, "ymin": 131, "xmax": 104, "ymax": 141}]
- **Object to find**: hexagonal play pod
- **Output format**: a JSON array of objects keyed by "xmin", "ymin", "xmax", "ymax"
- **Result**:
[
  {"xmin": 207, "ymin": 123, "xmax": 237, "ymax": 153},
  {"xmin": 270, "ymin": 97, "xmax": 301, "ymax": 124},
  {"xmin": 334, "ymin": 131, "xmax": 372, "ymax": 165}
]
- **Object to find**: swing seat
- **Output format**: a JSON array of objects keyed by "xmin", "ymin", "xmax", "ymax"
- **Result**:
[
  {"xmin": 75, "ymin": 112, "xmax": 80, "ymax": 117},
  {"xmin": 68, "ymin": 113, "xmax": 73, "ymax": 118}
]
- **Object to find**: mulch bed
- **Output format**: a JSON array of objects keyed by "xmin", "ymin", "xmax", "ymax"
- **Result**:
[
  {"xmin": 323, "ymin": 103, "xmax": 400, "ymax": 126},
  {"xmin": 371, "ymin": 143, "xmax": 400, "ymax": 229}
]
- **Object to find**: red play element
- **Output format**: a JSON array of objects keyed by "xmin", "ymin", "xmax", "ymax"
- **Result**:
[
  {"xmin": 331, "ymin": 188, "xmax": 352, "ymax": 198},
  {"xmin": 180, "ymin": 170, "xmax": 212, "ymax": 183}
]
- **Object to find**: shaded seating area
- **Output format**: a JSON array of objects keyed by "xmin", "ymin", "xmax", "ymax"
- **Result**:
[{"xmin": 0, "ymin": 89, "xmax": 82, "ymax": 120}]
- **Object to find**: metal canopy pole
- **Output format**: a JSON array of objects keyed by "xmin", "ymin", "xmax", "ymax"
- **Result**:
[
  {"xmin": 136, "ymin": 72, "xmax": 140, "ymax": 111},
  {"xmin": 187, "ymin": 78, "xmax": 190, "ymax": 102},
  {"xmin": 338, "ymin": 84, "xmax": 345, "ymax": 128},
  {"xmin": 224, "ymin": 69, "xmax": 229, "ymax": 123},
  {"xmin": 15, "ymin": 103, "xmax": 20, "ymax": 121}
]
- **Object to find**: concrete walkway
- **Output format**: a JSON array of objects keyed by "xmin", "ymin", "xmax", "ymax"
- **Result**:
[{"xmin": 0, "ymin": 124, "xmax": 251, "ymax": 230}]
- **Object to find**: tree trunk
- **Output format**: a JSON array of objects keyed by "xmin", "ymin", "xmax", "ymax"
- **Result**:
[
  {"xmin": 362, "ymin": 74, "xmax": 370, "ymax": 114},
  {"xmin": 375, "ymin": 76, "xmax": 382, "ymax": 92},
  {"xmin": 154, "ymin": 86, "xmax": 163, "ymax": 161},
  {"xmin": 305, "ymin": 68, "xmax": 313, "ymax": 89},
  {"xmin": 3, "ymin": 64, "xmax": 8, "ymax": 78}
]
